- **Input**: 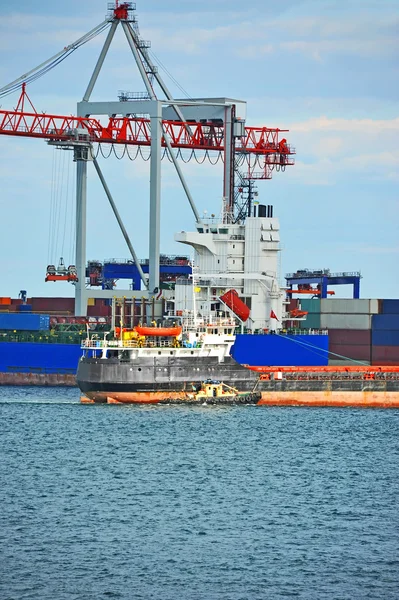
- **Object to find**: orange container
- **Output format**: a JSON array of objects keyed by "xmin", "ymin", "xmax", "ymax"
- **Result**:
[{"xmin": 0, "ymin": 297, "xmax": 11, "ymax": 305}]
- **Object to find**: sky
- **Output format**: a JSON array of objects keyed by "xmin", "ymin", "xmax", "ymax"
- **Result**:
[{"xmin": 0, "ymin": 0, "xmax": 398, "ymax": 299}]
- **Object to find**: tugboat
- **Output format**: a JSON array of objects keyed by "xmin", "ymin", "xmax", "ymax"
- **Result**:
[{"xmin": 160, "ymin": 380, "xmax": 260, "ymax": 405}]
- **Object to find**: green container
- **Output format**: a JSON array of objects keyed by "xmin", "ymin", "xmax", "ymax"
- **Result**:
[
  {"xmin": 300, "ymin": 298, "xmax": 321, "ymax": 314},
  {"xmin": 299, "ymin": 312, "xmax": 321, "ymax": 329}
]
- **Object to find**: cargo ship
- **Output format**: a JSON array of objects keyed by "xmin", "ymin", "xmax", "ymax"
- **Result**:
[
  {"xmin": 1, "ymin": 204, "xmax": 399, "ymax": 398},
  {"xmin": 0, "ymin": 1, "xmax": 397, "ymax": 402},
  {"xmin": 76, "ymin": 317, "xmax": 399, "ymax": 408},
  {"xmin": 75, "ymin": 206, "xmax": 399, "ymax": 408}
]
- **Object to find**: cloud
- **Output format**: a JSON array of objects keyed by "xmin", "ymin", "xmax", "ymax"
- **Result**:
[
  {"xmin": 0, "ymin": 14, "xmax": 103, "ymax": 52},
  {"xmin": 280, "ymin": 37, "xmax": 398, "ymax": 61},
  {"xmin": 270, "ymin": 115, "xmax": 399, "ymax": 185},
  {"xmin": 289, "ymin": 116, "xmax": 399, "ymax": 133}
]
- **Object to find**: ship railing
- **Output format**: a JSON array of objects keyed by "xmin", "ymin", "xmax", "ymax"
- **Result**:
[
  {"xmin": 285, "ymin": 271, "xmax": 361, "ymax": 279},
  {"xmin": 276, "ymin": 329, "xmax": 328, "ymax": 336},
  {"xmin": 103, "ymin": 255, "xmax": 190, "ymax": 266},
  {"xmin": 123, "ymin": 339, "xmax": 175, "ymax": 348},
  {"xmin": 82, "ymin": 338, "xmax": 177, "ymax": 349},
  {"xmin": 280, "ymin": 372, "xmax": 399, "ymax": 381}
]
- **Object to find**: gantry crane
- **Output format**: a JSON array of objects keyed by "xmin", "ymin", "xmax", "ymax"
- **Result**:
[{"xmin": 0, "ymin": 1, "xmax": 295, "ymax": 315}]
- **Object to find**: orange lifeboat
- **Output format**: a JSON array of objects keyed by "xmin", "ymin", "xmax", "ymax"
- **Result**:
[
  {"xmin": 219, "ymin": 290, "xmax": 250, "ymax": 322},
  {"xmin": 289, "ymin": 308, "xmax": 308, "ymax": 318},
  {"xmin": 135, "ymin": 326, "xmax": 182, "ymax": 337}
]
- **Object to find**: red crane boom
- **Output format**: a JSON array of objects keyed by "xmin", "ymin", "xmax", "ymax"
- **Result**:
[{"xmin": 0, "ymin": 86, "xmax": 295, "ymax": 175}]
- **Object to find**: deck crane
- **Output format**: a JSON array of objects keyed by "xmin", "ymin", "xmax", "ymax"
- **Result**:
[{"xmin": 0, "ymin": 1, "xmax": 295, "ymax": 315}]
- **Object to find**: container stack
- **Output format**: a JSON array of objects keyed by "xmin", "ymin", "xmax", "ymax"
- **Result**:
[
  {"xmin": 0, "ymin": 313, "xmax": 50, "ymax": 331},
  {"xmin": 298, "ymin": 298, "xmax": 321, "ymax": 329},
  {"xmin": 0, "ymin": 296, "xmax": 111, "ymax": 317},
  {"xmin": 295, "ymin": 298, "xmax": 384, "ymax": 365},
  {"xmin": 321, "ymin": 299, "xmax": 379, "ymax": 366},
  {"xmin": 371, "ymin": 300, "xmax": 399, "ymax": 365}
]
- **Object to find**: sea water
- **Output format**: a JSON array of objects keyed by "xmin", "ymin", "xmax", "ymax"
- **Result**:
[{"xmin": 1, "ymin": 386, "xmax": 398, "ymax": 600}]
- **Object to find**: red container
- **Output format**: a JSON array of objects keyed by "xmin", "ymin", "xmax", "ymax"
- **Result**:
[
  {"xmin": 371, "ymin": 346, "xmax": 399, "ymax": 365},
  {"xmin": 328, "ymin": 329, "xmax": 371, "ymax": 346},
  {"xmin": 87, "ymin": 305, "xmax": 111, "ymax": 317},
  {"xmin": 329, "ymin": 343, "xmax": 371, "ymax": 362},
  {"xmin": 288, "ymin": 298, "xmax": 300, "ymax": 311},
  {"xmin": 31, "ymin": 297, "xmax": 75, "ymax": 312},
  {"xmin": 219, "ymin": 290, "xmax": 250, "ymax": 322}
]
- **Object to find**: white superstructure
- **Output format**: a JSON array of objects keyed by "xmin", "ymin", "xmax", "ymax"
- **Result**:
[{"xmin": 174, "ymin": 204, "xmax": 285, "ymax": 332}]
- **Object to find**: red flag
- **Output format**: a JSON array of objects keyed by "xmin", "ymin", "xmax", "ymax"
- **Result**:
[{"xmin": 270, "ymin": 310, "xmax": 279, "ymax": 321}]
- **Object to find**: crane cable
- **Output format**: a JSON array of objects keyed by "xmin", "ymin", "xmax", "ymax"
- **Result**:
[
  {"xmin": 0, "ymin": 20, "xmax": 111, "ymax": 98},
  {"xmin": 48, "ymin": 149, "xmax": 60, "ymax": 265},
  {"xmin": 48, "ymin": 148, "xmax": 75, "ymax": 268}
]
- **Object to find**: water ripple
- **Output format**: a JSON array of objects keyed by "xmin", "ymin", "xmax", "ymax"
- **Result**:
[{"xmin": 0, "ymin": 386, "xmax": 398, "ymax": 599}]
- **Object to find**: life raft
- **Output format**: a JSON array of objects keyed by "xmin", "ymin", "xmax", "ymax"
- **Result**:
[{"xmin": 135, "ymin": 326, "xmax": 182, "ymax": 337}]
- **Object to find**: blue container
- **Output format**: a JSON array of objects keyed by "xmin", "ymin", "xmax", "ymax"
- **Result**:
[
  {"xmin": 232, "ymin": 334, "xmax": 329, "ymax": 366},
  {"xmin": 18, "ymin": 304, "xmax": 32, "ymax": 312},
  {"xmin": 382, "ymin": 299, "xmax": 399, "ymax": 315},
  {"xmin": 0, "ymin": 342, "xmax": 81, "ymax": 373},
  {"xmin": 372, "ymin": 314, "xmax": 399, "ymax": 331},
  {"xmin": 0, "ymin": 313, "xmax": 50, "ymax": 331},
  {"xmin": 371, "ymin": 330, "xmax": 399, "ymax": 347}
]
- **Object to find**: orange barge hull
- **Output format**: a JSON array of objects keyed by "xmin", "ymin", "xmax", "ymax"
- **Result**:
[
  {"xmin": 81, "ymin": 390, "xmax": 193, "ymax": 404},
  {"xmin": 80, "ymin": 389, "xmax": 399, "ymax": 408},
  {"xmin": 257, "ymin": 390, "xmax": 399, "ymax": 409}
]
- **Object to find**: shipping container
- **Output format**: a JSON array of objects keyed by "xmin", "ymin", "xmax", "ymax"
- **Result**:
[
  {"xmin": 0, "ymin": 306, "xmax": 18, "ymax": 313},
  {"xmin": 300, "ymin": 312, "xmax": 321, "ymax": 329},
  {"xmin": 231, "ymin": 334, "xmax": 329, "ymax": 366},
  {"xmin": 31, "ymin": 297, "xmax": 75, "ymax": 312},
  {"xmin": 299, "ymin": 298, "xmax": 321, "ymax": 314},
  {"xmin": 18, "ymin": 304, "xmax": 33, "ymax": 312},
  {"xmin": 0, "ymin": 297, "xmax": 11, "ymax": 305},
  {"xmin": 288, "ymin": 298, "xmax": 300, "ymax": 311},
  {"xmin": 87, "ymin": 305, "xmax": 111, "ymax": 317},
  {"xmin": 95, "ymin": 298, "xmax": 110, "ymax": 306},
  {"xmin": 371, "ymin": 345, "xmax": 399, "ymax": 365},
  {"xmin": 0, "ymin": 314, "xmax": 50, "ymax": 331},
  {"xmin": 0, "ymin": 342, "xmax": 81, "ymax": 373},
  {"xmin": 320, "ymin": 313, "xmax": 372, "ymax": 330},
  {"xmin": 329, "ymin": 343, "xmax": 371, "ymax": 362},
  {"xmin": 371, "ymin": 329, "xmax": 399, "ymax": 347},
  {"xmin": 328, "ymin": 358, "xmax": 371, "ymax": 366},
  {"xmin": 87, "ymin": 298, "xmax": 95, "ymax": 306},
  {"xmin": 320, "ymin": 298, "xmax": 379, "ymax": 314},
  {"xmin": 328, "ymin": 328, "xmax": 371, "ymax": 346},
  {"xmin": 372, "ymin": 314, "xmax": 399, "ymax": 331},
  {"xmin": 381, "ymin": 299, "xmax": 399, "ymax": 314}
]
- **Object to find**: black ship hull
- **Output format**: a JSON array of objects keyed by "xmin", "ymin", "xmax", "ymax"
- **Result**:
[{"xmin": 77, "ymin": 355, "xmax": 399, "ymax": 407}]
